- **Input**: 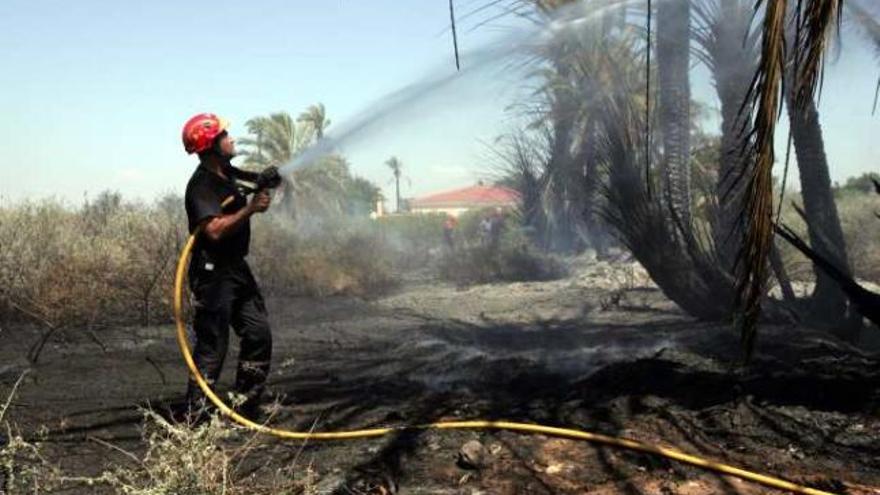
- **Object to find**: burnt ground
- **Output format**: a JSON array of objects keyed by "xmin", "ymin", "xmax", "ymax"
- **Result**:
[{"xmin": 2, "ymin": 261, "xmax": 880, "ymax": 494}]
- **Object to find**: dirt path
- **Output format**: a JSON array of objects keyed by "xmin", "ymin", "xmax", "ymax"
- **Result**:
[{"xmin": 2, "ymin": 261, "xmax": 879, "ymax": 494}]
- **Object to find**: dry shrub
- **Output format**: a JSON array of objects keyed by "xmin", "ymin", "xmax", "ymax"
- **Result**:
[
  {"xmin": 0, "ymin": 193, "xmax": 398, "ymax": 347},
  {"xmin": 0, "ymin": 373, "xmax": 63, "ymax": 493},
  {"xmin": 97, "ymin": 410, "xmax": 313, "ymax": 495},
  {"xmin": 438, "ymin": 236, "xmax": 568, "ymax": 285},
  {"xmin": 775, "ymin": 191, "xmax": 880, "ymax": 284},
  {"xmin": 835, "ymin": 191, "xmax": 880, "ymax": 282},
  {"xmin": 1, "ymin": 374, "xmax": 312, "ymax": 494},
  {"xmin": 249, "ymin": 216, "xmax": 396, "ymax": 297},
  {"xmin": 374, "ymin": 213, "xmax": 446, "ymax": 270},
  {"xmin": 0, "ymin": 194, "xmax": 185, "ymax": 361}
]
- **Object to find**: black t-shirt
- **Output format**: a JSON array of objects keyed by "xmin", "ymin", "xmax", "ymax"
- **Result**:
[{"xmin": 185, "ymin": 164, "xmax": 257, "ymax": 265}]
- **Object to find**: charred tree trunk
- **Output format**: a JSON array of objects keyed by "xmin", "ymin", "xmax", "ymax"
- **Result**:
[
  {"xmin": 549, "ymin": 101, "xmax": 579, "ymax": 252},
  {"xmin": 656, "ymin": 0, "xmax": 692, "ymax": 229},
  {"xmin": 543, "ymin": 51, "xmax": 582, "ymax": 253},
  {"xmin": 576, "ymin": 118, "xmax": 611, "ymax": 258},
  {"xmin": 786, "ymin": 87, "xmax": 860, "ymax": 340},
  {"xmin": 776, "ymin": 223, "xmax": 880, "ymax": 328}
]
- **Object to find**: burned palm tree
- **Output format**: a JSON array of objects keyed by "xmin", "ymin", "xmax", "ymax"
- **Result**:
[
  {"xmin": 593, "ymin": 42, "xmax": 735, "ymax": 320},
  {"xmin": 492, "ymin": 130, "xmax": 552, "ymax": 248},
  {"xmin": 525, "ymin": 0, "xmax": 644, "ymax": 254},
  {"xmin": 784, "ymin": 48, "xmax": 859, "ymax": 338}
]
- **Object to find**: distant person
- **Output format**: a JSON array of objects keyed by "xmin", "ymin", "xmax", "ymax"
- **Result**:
[
  {"xmin": 443, "ymin": 214, "xmax": 458, "ymax": 251},
  {"xmin": 479, "ymin": 215, "xmax": 493, "ymax": 246},
  {"xmin": 181, "ymin": 113, "xmax": 278, "ymax": 422},
  {"xmin": 489, "ymin": 207, "xmax": 505, "ymax": 251}
]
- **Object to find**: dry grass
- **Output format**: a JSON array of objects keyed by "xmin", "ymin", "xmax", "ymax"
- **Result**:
[
  {"xmin": 0, "ymin": 372, "xmax": 64, "ymax": 493},
  {"xmin": 95, "ymin": 410, "xmax": 315, "ymax": 495},
  {"xmin": 1, "ymin": 377, "xmax": 315, "ymax": 494}
]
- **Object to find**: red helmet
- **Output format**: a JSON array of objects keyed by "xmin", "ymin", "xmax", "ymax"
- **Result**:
[{"xmin": 182, "ymin": 113, "xmax": 229, "ymax": 154}]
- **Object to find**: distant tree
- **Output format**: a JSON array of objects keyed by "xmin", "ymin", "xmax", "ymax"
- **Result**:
[
  {"xmin": 297, "ymin": 103, "xmax": 331, "ymax": 139},
  {"xmin": 82, "ymin": 190, "xmax": 123, "ymax": 235},
  {"xmin": 238, "ymin": 112, "xmax": 314, "ymax": 169},
  {"xmin": 238, "ymin": 107, "xmax": 357, "ymax": 216},
  {"xmin": 836, "ymin": 173, "xmax": 880, "ymax": 194},
  {"xmin": 386, "ymin": 156, "xmax": 403, "ymax": 213},
  {"xmin": 346, "ymin": 176, "xmax": 382, "ymax": 217}
]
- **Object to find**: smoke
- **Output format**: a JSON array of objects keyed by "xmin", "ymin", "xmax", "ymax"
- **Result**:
[
  {"xmin": 395, "ymin": 333, "xmax": 681, "ymax": 393},
  {"xmin": 279, "ymin": 0, "xmax": 651, "ymax": 177}
]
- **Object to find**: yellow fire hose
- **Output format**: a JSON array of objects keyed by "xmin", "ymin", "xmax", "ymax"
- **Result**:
[{"xmin": 174, "ymin": 228, "xmax": 843, "ymax": 495}]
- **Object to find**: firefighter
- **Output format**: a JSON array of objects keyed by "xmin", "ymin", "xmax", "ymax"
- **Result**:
[{"xmin": 181, "ymin": 113, "xmax": 276, "ymax": 421}]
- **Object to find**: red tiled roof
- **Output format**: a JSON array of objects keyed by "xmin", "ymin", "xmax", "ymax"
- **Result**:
[{"xmin": 410, "ymin": 185, "xmax": 520, "ymax": 208}]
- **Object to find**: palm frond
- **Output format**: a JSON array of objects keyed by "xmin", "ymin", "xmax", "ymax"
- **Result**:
[
  {"xmin": 736, "ymin": 0, "xmax": 788, "ymax": 359},
  {"xmin": 794, "ymin": 0, "xmax": 844, "ymax": 105}
]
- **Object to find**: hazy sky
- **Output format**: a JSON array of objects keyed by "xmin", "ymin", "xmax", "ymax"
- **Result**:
[{"xmin": 1, "ymin": 0, "xmax": 878, "ymax": 205}]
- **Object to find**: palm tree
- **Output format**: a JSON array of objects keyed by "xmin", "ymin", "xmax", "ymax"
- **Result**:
[
  {"xmin": 288, "ymin": 155, "xmax": 353, "ymax": 218},
  {"xmin": 386, "ymin": 156, "xmax": 403, "ymax": 213},
  {"xmin": 238, "ymin": 112, "xmax": 313, "ymax": 168},
  {"xmin": 520, "ymin": 0, "xmax": 627, "ymax": 253},
  {"xmin": 238, "ymin": 107, "xmax": 368, "ymax": 218},
  {"xmin": 238, "ymin": 112, "xmax": 311, "ymax": 213},
  {"xmin": 297, "ymin": 103, "xmax": 331, "ymax": 139}
]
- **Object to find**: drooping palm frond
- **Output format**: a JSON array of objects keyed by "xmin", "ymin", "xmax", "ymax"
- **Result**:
[
  {"xmin": 735, "ymin": 0, "xmax": 788, "ymax": 358},
  {"xmin": 296, "ymin": 104, "xmax": 331, "ymax": 139},
  {"xmin": 734, "ymin": 0, "xmax": 846, "ymax": 357},
  {"xmin": 793, "ymin": 0, "xmax": 845, "ymax": 104}
]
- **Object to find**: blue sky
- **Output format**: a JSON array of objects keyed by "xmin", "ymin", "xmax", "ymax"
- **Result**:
[{"xmin": 0, "ymin": 0, "xmax": 878, "ymax": 205}]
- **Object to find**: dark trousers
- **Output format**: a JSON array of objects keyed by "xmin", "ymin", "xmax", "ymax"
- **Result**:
[{"xmin": 186, "ymin": 258, "xmax": 272, "ymax": 410}]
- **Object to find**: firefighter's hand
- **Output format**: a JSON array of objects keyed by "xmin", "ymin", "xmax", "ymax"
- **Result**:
[{"xmin": 248, "ymin": 190, "xmax": 271, "ymax": 214}]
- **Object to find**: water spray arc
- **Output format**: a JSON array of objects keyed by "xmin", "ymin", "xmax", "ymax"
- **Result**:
[{"xmin": 276, "ymin": 0, "xmax": 651, "ymax": 178}]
